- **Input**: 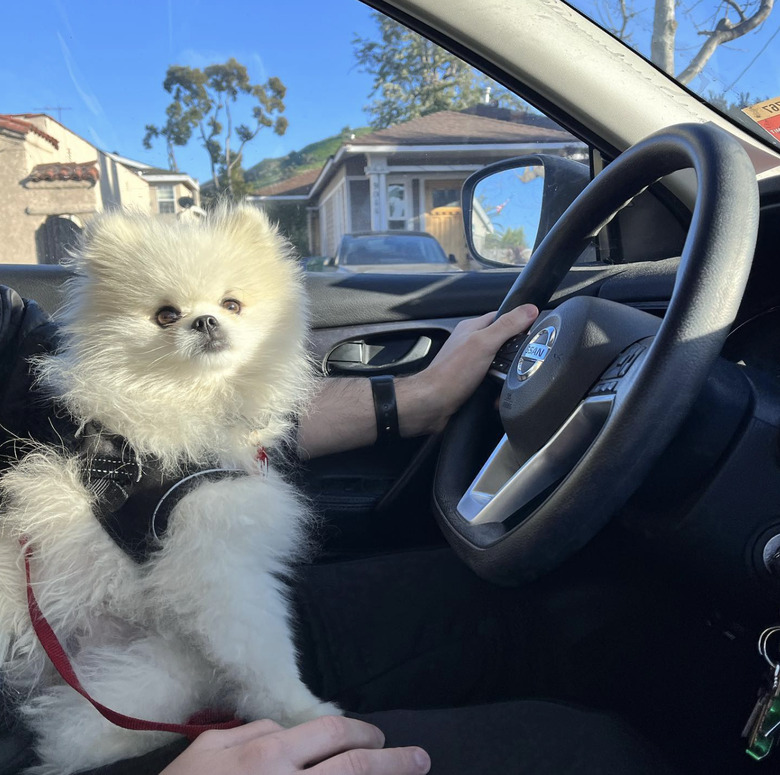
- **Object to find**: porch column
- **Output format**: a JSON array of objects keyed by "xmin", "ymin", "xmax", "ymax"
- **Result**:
[{"xmin": 365, "ymin": 155, "xmax": 389, "ymax": 231}]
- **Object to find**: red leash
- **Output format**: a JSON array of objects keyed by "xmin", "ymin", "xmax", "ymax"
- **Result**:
[{"xmin": 23, "ymin": 545, "xmax": 243, "ymax": 741}]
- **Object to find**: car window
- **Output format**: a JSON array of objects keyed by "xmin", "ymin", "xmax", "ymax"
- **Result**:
[{"xmin": 1, "ymin": 0, "xmax": 591, "ymax": 274}]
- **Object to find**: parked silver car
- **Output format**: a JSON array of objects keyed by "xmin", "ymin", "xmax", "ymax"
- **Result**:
[{"xmin": 326, "ymin": 232, "xmax": 459, "ymax": 273}]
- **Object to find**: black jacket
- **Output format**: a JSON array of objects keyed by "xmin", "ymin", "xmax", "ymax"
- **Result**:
[{"xmin": 0, "ymin": 285, "xmax": 74, "ymax": 464}]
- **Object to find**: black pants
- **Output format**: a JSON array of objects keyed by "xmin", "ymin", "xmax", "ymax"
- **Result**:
[
  {"xmin": 28, "ymin": 547, "xmax": 679, "ymax": 775},
  {"xmin": 292, "ymin": 546, "xmax": 679, "ymax": 775}
]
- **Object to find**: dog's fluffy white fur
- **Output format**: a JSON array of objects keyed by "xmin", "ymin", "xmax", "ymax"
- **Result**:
[{"xmin": 0, "ymin": 206, "xmax": 338, "ymax": 774}]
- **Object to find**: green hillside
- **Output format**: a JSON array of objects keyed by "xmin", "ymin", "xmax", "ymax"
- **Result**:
[{"xmin": 244, "ymin": 126, "xmax": 372, "ymax": 191}]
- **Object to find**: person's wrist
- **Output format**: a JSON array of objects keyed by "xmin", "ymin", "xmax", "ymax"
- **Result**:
[{"xmin": 395, "ymin": 371, "xmax": 446, "ymax": 438}]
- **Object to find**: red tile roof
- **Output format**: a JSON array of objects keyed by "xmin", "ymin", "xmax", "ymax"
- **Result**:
[
  {"xmin": 0, "ymin": 114, "xmax": 59, "ymax": 149},
  {"xmin": 29, "ymin": 161, "xmax": 99, "ymax": 183}
]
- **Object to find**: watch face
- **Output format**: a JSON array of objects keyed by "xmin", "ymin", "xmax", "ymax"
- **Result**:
[{"xmin": 517, "ymin": 325, "xmax": 556, "ymax": 381}]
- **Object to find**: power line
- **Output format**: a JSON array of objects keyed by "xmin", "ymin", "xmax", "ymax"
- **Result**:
[{"xmin": 723, "ymin": 20, "xmax": 780, "ymax": 94}]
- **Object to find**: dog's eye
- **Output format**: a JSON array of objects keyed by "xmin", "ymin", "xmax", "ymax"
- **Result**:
[
  {"xmin": 155, "ymin": 306, "xmax": 182, "ymax": 327},
  {"xmin": 221, "ymin": 299, "xmax": 242, "ymax": 314}
]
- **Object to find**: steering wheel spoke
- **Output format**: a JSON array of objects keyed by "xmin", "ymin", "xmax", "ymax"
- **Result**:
[{"xmin": 458, "ymin": 395, "xmax": 613, "ymax": 525}]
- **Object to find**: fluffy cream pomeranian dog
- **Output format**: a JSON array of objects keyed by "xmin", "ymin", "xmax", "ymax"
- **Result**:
[{"xmin": 0, "ymin": 205, "xmax": 338, "ymax": 773}]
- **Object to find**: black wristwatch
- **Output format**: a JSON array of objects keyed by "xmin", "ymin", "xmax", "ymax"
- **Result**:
[{"xmin": 370, "ymin": 375, "xmax": 398, "ymax": 444}]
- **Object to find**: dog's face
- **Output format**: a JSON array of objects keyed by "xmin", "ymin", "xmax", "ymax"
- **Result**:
[
  {"xmin": 62, "ymin": 206, "xmax": 307, "ymax": 391},
  {"xmin": 141, "ymin": 277, "xmax": 268, "ymax": 377}
]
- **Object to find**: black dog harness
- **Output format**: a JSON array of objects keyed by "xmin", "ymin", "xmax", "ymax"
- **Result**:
[{"xmin": 77, "ymin": 428, "xmax": 252, "ymax": 563}]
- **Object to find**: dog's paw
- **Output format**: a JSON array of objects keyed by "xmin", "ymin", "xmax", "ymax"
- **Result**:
[
  {"xmin": 281, "ymin": 700, "xmax": 343, "ymax": 726},
  {"xmin": 0, "ymin": 447, "xmax": 88, "ymax": 533}
]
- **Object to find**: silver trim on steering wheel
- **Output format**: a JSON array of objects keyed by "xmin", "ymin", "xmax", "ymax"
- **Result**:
[{"xmin": 456, "ymin": 395, "xmax": 614, "ymax": 525}]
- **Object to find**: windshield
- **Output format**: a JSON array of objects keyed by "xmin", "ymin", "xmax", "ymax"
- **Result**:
[{"xmin": 565, "ymin": 0, "xmax": 780, "ymax": 151}]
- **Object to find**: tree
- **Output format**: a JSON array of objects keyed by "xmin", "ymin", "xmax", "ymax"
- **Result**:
[
  {"xmin": 144, "ymin": 59, "xmax": 288, "ymax": 199},
  {"xmin": 142, "ymin": 98, "xmax": 193, "ymax": 172},
  {"xmin": 595, "ymin": 0, "xmax": 774, "ymax": 86},
  {"xmin": 200, "ymin": 160, "xmax": 254, "ymax": 210},
  {"xmin": 353, "ymin": 13, "xmax": 527, "ymax": 129},
  {"xmin": 261, "ymin": 201, "xmax": 310, "ymax": 258}
]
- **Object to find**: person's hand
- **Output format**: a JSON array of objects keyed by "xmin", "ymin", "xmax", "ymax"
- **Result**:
[
  {"xmin": 397, "ymin": 304, "xmax": 539, "ymax": 436},
  {"xmin": 160, "ymin": 716, "xmax": 431, "ymax": 775}
]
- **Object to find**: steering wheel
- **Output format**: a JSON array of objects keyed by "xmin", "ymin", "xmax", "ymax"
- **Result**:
[{"xmin": 433, "ymin": 123, "xmax": 759, "ymax": 586}]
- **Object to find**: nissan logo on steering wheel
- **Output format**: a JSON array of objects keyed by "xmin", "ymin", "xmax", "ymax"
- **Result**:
[{"xmin": 517, "ymin": 325, "xmax": 557, "ymax": 381}]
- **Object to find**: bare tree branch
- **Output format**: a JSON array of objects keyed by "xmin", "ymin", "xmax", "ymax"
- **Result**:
[
  {"xmin": 598, "ymin": 0, "xmax": 636, "ymax": 43},
  {"xmin": 676, "ymin": 0, "xmax": 774, "ymax": 83},
  {"xmin": 723, "ymin": 0, "xmax": 748, "ymax": 23},
  {"xmin": 617, "ymin": 0, "xmax": 633, "ymax": 37}
]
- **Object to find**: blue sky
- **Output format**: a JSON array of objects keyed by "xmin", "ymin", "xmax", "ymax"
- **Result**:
[
  {"xmin": 3, "ymin": 0, "xmax": 378, "ymax": 181},
  {"xmin": 4, "ymin": 0, "xmax": 779, "ymax": 184}
]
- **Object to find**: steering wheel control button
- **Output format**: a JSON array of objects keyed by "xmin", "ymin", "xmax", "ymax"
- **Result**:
[
  {"xmin": 618, "ymin": 345, "xmax": 646, "ymax": 376},
  {"xmin": 500, "ymin": 335, "xmax": 524, "ymax": 355},
  {"xmin": 600, "ymin": 344, "xmax": 646, "ymax": 381},
  {"xmin": 588, "ymin": 380, "xmax": 618, "ymax": 397},
  {"xmin": 516, "ymin": 325, "xmax": 557, "ymax": 381},
  {"xmin": 490, "ymin": 334, "xmax": 529, "ymax": 379}
]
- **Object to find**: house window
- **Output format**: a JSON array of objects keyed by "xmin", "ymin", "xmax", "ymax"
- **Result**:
[
  {"xmin": 387, "ymin": 183, "xmax": 408, "ymax": 230},
  {"xmin": 157, "ymin": 185, "xmax": 176, "ymax": 214},
  {"xmin": 432, "ymin": 188, "xmax": 459, "ymax": 209}
]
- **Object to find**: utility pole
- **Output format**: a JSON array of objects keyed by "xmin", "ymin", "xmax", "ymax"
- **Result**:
[{"xmin": 33, "ymin": 106, "xmax": 72, "ymax": 123}]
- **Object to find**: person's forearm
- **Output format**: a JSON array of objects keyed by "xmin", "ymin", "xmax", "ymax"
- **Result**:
[
  {"xmin": 297, "ymin": 378, "xmax": 375, "ymax": 459},
  {"xmin": 296, "ymin": 374, "xmax": 437, "ymax": 459}
]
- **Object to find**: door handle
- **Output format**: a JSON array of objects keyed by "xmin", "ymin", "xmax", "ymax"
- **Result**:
[{"xmin": 325, "ymin": 335, "xmax": 433, "ymax": 375}]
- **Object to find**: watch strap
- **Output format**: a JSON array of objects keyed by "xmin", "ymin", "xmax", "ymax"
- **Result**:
[{"xmin": 370, "ymin": 375, "xmax": 398, "ymax": 444}]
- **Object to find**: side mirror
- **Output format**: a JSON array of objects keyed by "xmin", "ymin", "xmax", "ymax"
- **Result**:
[{"xmin": 462, "ymin": 155, "xmax": 589, "ymax": 266}]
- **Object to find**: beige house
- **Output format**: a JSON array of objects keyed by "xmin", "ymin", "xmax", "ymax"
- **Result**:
[
  {"xmin": 0, "ymin": 114, "xmax": 200, "ymax": 264},
  {"xmin": 249, "ymin": 106, "xmax": 586, "ymax": 267}
]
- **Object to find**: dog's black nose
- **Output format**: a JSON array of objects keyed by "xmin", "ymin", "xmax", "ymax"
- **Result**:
[{"xmin": 192, "ymin": 315, "xmax": 219, "ymax": 334}]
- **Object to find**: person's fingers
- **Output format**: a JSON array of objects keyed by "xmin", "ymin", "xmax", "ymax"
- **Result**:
[
  {"xmin": 272, "ymin": 715, "xmax": 386, "ymax": 768},
  {"xmin": 493, "ymin": 303, "xmax": 539, "ymax": 335},
  {"xmin": 460, "ymin": 310, "xmax": 497, "ymax": 331},
  {"xmin": 194, "ymin": 719, "xmax": 284, "ymax": 751},
  {"xmin": 447, "ymin": 305, "xmax": 537, "ymax": 345},
  {"xmin": 310, "ymin": 745, "xmax": 431, "ymax": 775},
  {"xmin": 479, "ymin": 304, "xmax": 538, "ymax": 346}
]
